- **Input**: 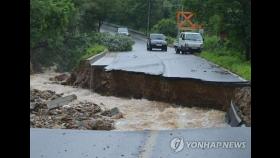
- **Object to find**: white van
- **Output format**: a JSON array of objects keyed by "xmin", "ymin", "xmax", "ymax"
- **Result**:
[{"xmin": 174, "ymin": 32, "xmax": 204, "ymax": 54}]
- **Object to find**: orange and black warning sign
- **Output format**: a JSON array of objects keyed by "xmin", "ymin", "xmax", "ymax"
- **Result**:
[{"xmin": 176, "ymin": 11, "xmax": 202, "ymax": 31}]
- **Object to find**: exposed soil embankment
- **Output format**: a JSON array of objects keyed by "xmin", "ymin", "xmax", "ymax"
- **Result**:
[
  {"xmin": 232, "ymin": 87, "xmax": 251, "ymax": 126},
  {"xmin": 66, "ymin": 51, "xmax": 107, "ymax": 88},
  {"xmin": 67, "ymin": 64, "xmax": 248, "ymax": 111},
  {"xmin": 66, "ymin": 60, "xmax": 92, "ymax": 88}
]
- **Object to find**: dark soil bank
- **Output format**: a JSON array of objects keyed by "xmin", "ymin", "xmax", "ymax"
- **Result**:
[{"xmin": 68, "ymin": 64, "xmax": 249, "ymax": 112}]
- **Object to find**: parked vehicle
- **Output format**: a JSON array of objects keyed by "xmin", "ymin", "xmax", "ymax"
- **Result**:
[
  {"xmin": 147, "ymin": 33, "xmax": 167, "ymax": 51},
  {"xmin": 117, "ymin": 27, "xmax": 130, "ymax": 36},
  {"xmin": 174, "ymin": 32, "xmax": 203, "ymax": 54}
]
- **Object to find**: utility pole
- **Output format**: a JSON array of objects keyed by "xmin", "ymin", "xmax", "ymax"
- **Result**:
[
  {"xmin": 177, "ymin": 0, "xmax": 183, "ymax": 42},
  {"xmin": 147, "ymin": 0, "xmax": 151, "ymax": 36}
]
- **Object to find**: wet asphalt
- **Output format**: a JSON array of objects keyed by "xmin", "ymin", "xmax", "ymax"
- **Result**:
[
  {"xmin": 95, "ymin": 25, "xmax": 248, "ymax": 84},
  {"xmin": 31, "ymin": 127, "xmax": 251, "ymax": 158}
]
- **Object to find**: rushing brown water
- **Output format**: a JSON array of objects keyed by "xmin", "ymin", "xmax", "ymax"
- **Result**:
[{"xmin": 30, "ymin": 71, "xmax": 229, "ymax": 131}]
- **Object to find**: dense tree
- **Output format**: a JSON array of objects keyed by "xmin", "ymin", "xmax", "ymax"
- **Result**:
[
  {"xmin": 30, "ymin": 0, "xmax": 76, "ymax": 69},
  {"xmin": 108, "ymin": 0, "xmax": 176, "ymax": 32},
  {"xmin": 182, "ymin": 0, "xmax": 251, "ymax": 59},
  {"xmin": 30, "ymin": 0, "xmax": 75, "ymax": 49},
  {"xmin": 30, "ymin": 0, "xmax": 251, "ymax": 72},
  {"xmin": 109, "ymin": 0, "xmax": 251, "ymax": 60},
  {"xmin": 30, "ymin": 0, "xmax": 133, "ymax": 71},
  {"xmin": 151, "ymin": 19, "xmax": 177, "ymax": 36},
  {"xmin": 84, "ymin": 0, "xmax": 117, "ymax": 31}
]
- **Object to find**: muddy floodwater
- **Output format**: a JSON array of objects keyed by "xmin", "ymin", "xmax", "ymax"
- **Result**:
[{"xmin": 30, "ymin": 71, "xmax": 229, "ymax": 131}]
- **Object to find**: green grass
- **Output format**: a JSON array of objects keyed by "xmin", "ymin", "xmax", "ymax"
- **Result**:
[
  {"xmin": 81, "ymin": 44, "xmax": 106, "ymax": 60},
  {"xmin": 200, "ymin": 51, "xmax": 251, "ymax": 80}
]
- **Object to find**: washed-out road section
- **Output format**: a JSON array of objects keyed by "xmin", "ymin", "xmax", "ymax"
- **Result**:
[
  {"xmin": 30, "ymin": 25, "xmax": 251, "ymax": 158},
  {"xmin": 87, "ymin": 25, "xmax": 250, "ymax": 111}
]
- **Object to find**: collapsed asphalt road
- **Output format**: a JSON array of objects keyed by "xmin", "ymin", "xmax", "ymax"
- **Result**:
[{"xmin": 73, "ymin": 25, "xmax": 250, "ymax": 111}]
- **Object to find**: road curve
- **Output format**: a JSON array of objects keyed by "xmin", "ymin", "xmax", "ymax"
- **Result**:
[{"xmin": 95, "ymin": 25, "xmax": 248, "ymax": 84}]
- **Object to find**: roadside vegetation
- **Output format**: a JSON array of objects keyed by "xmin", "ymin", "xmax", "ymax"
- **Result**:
[
  {"xmin": 200, "ymin": 36, "xmax": 251, "ymax": 80},
  {"xmin": 200, "ymin": 52, "xmax": 251, "ymax": 80},
  {"xmin": 94, "ymin": 33, "xmax": 134, "ymax": 52},
  {"xmin": 81, "ymin": 44, "xmax": 106, "ymax": 61}
]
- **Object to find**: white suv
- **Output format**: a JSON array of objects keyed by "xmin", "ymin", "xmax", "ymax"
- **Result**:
[{"xmin": 174, "ymin": 32, "xmax": 203, "ymax": 54}]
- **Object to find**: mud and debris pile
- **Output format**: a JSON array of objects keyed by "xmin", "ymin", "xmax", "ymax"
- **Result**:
[
  {"xmin": 49, "ymin": 73, "xmax": 70, "ymax": 85},
  {"xmin": 30, "ymin": 89, "xmax": 63, "ymax": 110},
  {"xmin": 232, "ymin": 87, "xmax": 251, "ymax": 126},
  {"xmin": 30, "ymin": 89, "xmax": 122, "ymax": 130},
  {"xmin": 65, "ymin": 60, "xmax": 92, "ymax": 88}
]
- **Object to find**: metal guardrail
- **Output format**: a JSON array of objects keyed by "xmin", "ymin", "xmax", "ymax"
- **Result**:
[{"xmin": 226, "ymin": 100, "xmax": 246, "ymax": 127}]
